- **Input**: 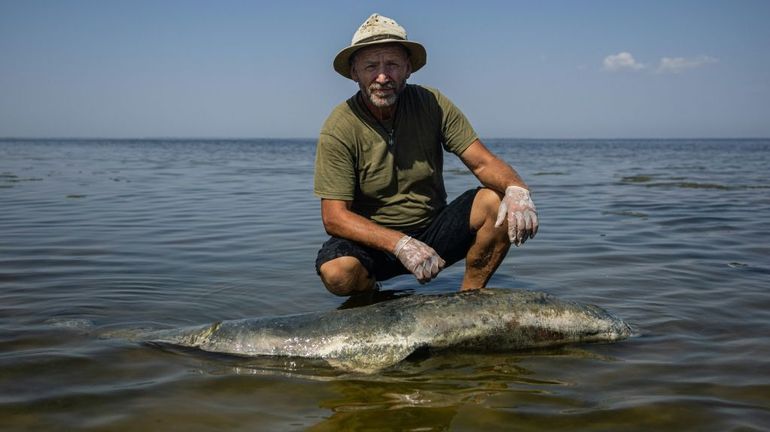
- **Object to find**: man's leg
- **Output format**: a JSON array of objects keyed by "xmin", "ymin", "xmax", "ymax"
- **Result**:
[
  {"xmin": 318, "ymin": 256, "xmax": 376, "ymax": 296},
  {"xmin": 462, "ymin": 188, "xmax": 511, "ymax": 290}
]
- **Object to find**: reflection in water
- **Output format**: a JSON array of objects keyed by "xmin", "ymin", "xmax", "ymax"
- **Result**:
[
  {"xmin": 169, "ymin": 345, "xmax": 616, "ymax": 431},
  {"xmin": 302, "ymin": 350, "xmax": 600, "ymax": 431}
]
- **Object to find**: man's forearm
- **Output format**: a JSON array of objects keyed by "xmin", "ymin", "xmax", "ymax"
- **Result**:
[
  {"xmin": 321, "ymin": 201, "xmax": 404, "ymax": 253},
  {"xmin": 321, "ymin": 199, "xmax": 446, "ymax": 283},
  {"xmin": 460, "ymin": 140, "xmax": 529, "ymax": 194},
  {"xmin": 474, "ymin": 157, "xmax": 529, "ymax": 194}
]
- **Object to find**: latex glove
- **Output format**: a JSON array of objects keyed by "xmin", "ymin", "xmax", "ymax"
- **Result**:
[
  {"xmin": 393, "ymin": 235, "xmax": 446, "ymax": 283},
  {"xmin": 494, "ymin": 185, "xmax": 539, "ymax": 246}
]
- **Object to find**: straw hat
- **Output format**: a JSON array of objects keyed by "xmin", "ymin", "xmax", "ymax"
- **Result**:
[{"xmin": 333, "ymin": 13, "xmax": 427, "ymax": 79}]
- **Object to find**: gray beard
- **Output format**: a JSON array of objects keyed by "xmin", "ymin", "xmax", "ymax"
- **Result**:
[
  {"xmin": 368, "ymin": 92, "xmax": 398, "ymax": 108},
  {"xmin": 364, "ymin": 82, "xmax": 405, "ymax": 108}
]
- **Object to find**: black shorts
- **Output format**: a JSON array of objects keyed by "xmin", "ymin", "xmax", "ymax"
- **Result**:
[{"xmin": 315, "ymin": 188, "xmax": 480, "ymax": 281}]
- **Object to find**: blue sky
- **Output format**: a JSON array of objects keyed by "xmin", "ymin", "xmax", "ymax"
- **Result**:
[{"xmin": 1, "ymin": 0, "xmax": 768, "ymax": 138}]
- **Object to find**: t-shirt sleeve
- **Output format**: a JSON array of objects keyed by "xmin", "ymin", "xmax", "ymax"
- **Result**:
[
  {"xmin": 314, "ymin": 132, "xmax": 356, "ymax": 200},
  {"xmin": 434, "ymin": 89, "xmax": 479, "ymax": 155}
]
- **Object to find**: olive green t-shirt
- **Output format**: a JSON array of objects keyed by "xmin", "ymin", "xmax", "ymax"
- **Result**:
[{"xmin": 314, "ymin": 85, "xmax": 478, "ymax": 230}]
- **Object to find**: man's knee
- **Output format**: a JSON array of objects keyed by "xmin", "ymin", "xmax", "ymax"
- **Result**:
[
  {"xmin": 470, "ymin": 188, "xmax": 504, "ymax": 229},
  {"xmin": 318, "ymin": 256, "xmax": 374, "ymax": 296}
]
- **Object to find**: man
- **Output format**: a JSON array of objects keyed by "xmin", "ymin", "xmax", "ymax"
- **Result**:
[{"xmin": 314, "ymin": 14, "xmax": 538, "ymax": 296}]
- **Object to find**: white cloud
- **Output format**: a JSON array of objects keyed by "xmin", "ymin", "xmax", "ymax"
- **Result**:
[
  {"xmin": 603, "ymin": 52, "xmax": 645, "ymax": 72},
  {"xmin": 656, "ymin": 55, "xmax": 718, "ymax": 74},
  {"xmin": 601, "ymin": 52, "xmax": 719, "ymax": 75}
]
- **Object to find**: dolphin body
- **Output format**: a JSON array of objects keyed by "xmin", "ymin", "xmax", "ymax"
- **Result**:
[{"xmin": 144, "ymin": 289, "xmax": 632, "ymax": 372}]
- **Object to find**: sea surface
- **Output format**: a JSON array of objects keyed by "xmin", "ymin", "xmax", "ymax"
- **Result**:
[{"xmin": 1, "ymin": 138, "xmax": 769, "ymax": 431}]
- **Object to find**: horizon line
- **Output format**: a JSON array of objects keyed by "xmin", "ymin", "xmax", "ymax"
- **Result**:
[{"xmin": 2, "ymin": 136, "xmax": 769, "ymax": 141}]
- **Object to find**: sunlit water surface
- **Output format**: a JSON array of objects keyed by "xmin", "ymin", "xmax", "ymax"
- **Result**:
[{"xmin": 1, "ymin": 139, "xmax": 769, "ymax": 431}]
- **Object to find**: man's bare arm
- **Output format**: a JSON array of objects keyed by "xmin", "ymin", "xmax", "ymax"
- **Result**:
[
  {"xmin": 320, "ymin": 199, "xmax": 445, "ymax": 282},
  {"xmin": 459, "ymin": 139, "xmax": 539, "ymax": 245},
  {"xmin": 321, "ymin": 199, "xmax": 403, "ymax": 252},
  {"xmin": 459, "ymin": 139, "xmax": 528, "ymax": 193}
]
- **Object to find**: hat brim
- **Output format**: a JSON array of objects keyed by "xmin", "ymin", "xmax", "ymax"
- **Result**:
[{"xmin": 333, "ymin": 39, "xmax": 426, "ymax": 79}]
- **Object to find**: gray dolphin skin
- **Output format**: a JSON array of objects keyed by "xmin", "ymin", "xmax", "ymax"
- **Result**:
[{"xmin": 144, "ymin": 289, "xmax": 632, "ymax": 372}]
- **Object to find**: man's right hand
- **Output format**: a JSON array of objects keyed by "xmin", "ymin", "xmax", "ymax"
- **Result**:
[{"xmin": 393, "ymin": 235, "xmax": 445, "ymax": 283}]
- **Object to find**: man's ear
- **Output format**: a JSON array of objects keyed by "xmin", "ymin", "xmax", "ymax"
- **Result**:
[
  {"xmin": 350, "ymin": 64, "xmax": 359, "ymax": 83},
  {"xmin": 405, "ymin": 61, "xmax": 412, "ymax": 80}
]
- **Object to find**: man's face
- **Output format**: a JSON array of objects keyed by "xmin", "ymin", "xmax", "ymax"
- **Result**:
[{"xmin": 350, "ymin": 44, "xmax": 411, "ymax": 108}]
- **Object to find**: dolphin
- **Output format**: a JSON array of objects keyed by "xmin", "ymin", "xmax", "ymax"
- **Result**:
[{"xmin": 144, "ymin": 288, "xmax": 632, "ymax": 372}]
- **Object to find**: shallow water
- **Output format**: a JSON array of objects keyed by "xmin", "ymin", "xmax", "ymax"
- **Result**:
[{"xmin": 1, "ymin": 138, "xmax": 769, "ymax": 431}]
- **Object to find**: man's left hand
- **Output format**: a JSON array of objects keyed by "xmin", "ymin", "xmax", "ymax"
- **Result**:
[{"xmin": 494, "ymin": 186, "xmax": 539, "ymax": 246}]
